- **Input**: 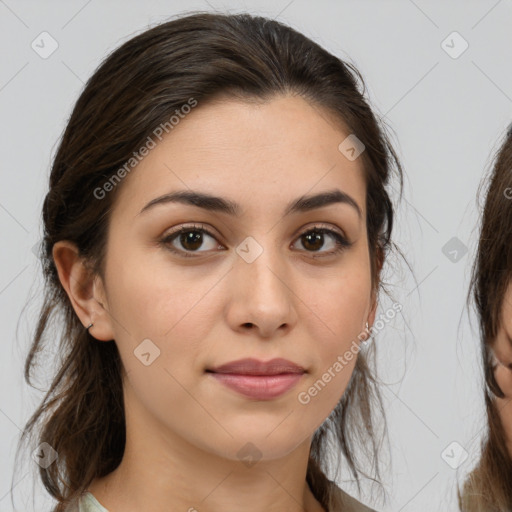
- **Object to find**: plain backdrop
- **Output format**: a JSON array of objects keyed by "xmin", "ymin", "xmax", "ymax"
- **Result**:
[{"xmin": 1, "ymin": 1, "xmax": 512, "ymax": 510}]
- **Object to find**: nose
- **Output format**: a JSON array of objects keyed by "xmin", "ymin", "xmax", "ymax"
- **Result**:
[{"xmin": 225, "ymin": 243, "xmax": 298, "ymax": 339}]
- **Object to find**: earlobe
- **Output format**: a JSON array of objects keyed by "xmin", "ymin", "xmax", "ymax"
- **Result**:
[{"xmin": 52, "ymin": 240, "xmax": 114, "ymax": 341}]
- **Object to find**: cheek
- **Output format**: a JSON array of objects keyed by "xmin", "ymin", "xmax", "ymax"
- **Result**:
[
  {"xmin": 309, "ymin": 264, "xmax": 371, "ymax": 347},
  {"xmin": 106, "ymin": 245, "xmax": 222, "ymax": 339},
  {"xmin": 295, "ymin": 263, "xmax": 371, "ymax": 411},
  {"xmin": 103, "ymin": 248, "xmax": 229, "ymax": 403},
  {"xmin": 107, "ymin": 275, "xmax": 223, "ymax": 435}
]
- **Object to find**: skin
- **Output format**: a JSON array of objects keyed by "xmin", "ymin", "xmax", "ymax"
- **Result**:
[
  {"xmin": 491, "ymin": 281, "xmax": 512, "ymax": 457},
  {"xmin": 53, "ymin": 93, "xmax": 378, "ymax": 512}
]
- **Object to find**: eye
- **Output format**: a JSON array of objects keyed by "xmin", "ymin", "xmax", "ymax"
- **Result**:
[
  {"xmin": 292, "ymin": 225, "xmax": 352, "ymax": 257},
  {"xmin": 160, "ymin": 224, "xmax": 224, "ymax": 258}
]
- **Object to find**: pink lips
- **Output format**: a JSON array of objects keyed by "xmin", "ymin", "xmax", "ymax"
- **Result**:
[{"xmin": 206, "ymin": 358, "xmax": 306, "ymax": 400}]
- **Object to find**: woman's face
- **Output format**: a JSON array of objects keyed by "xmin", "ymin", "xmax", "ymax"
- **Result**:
[{"xmin": 94, "ymin": 94, "xmax": 375, "ymax": 462}]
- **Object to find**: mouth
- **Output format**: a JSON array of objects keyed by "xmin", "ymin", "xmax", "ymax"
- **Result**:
[{"xmin": 205, "ymin": 358, "xmax": 307, "ymax": 400}]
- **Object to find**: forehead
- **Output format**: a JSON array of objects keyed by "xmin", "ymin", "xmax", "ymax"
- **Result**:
[{"xmin": 111, "ymin": 94, "xmax": 367, "ymax": 221}]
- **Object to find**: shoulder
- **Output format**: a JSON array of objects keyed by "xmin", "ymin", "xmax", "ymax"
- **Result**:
[{"xmin": 328, "ymin": 480, "xmax": 378, "ymax": 512}]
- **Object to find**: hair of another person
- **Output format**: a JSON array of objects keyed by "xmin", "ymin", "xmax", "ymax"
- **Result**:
[{"xmin": 461, "ymin": 128, "xmax": 512, "ymax": 510}]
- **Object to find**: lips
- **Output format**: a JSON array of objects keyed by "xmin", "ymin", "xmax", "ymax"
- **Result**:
[
  {"xmin": 206, "ymin": 357, "xmax": 306, "ymax": 376},
  {"xmin": 206, "ymin": 358, "xmax": 306, "ymax": 400}
]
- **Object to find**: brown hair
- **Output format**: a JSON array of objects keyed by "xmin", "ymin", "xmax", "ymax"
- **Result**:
[
  {"xmin": 460, "ymin": 128, "xmax": 512, "ymax": 510},
  {"xmin": 14, "ymin": 11, "xmax": 403, "ymax": 511}
]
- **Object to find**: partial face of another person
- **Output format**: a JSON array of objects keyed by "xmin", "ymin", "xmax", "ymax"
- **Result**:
[
  {"xmin": 493, "ymin": 281, "xmax": 512, "ymax": 398},
  {"xmin": 91, "ymin": 94, "xmax": 376, "ymax": 462}
]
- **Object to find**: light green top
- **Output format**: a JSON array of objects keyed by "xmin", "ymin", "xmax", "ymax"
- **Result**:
[
  {"xmin": 73, "ymin": 485, "xmax": 376, "ymax": 512},
  {"xmin": 76, "ymin": 492, "xmax": 108, "ymax": 512}
]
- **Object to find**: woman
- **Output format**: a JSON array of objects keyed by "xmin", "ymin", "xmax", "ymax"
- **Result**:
[
  {"xmin": 460, "ymin": 127, "xmax": 512, "ymax": 510},
  {"xmin": 16, "ymin": 11, "xmax": 403, "ymax": 512}
]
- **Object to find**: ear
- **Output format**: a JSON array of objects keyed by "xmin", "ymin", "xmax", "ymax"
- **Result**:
[{"xmin": 52, "ymin": 240, "xmax": 114, "ymax": 341}]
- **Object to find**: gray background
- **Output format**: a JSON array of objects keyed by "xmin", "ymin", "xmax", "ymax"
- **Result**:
[{"xmin": 1, "ymin": 0, "xmax": 511, "ymax": 510}]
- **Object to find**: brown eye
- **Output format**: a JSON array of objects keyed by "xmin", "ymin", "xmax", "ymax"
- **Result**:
[
  {"xmin": 178, "ymin": 230, "xmax": 204, "ymax": 251},
  {"xmin": 293, "ymin": 227, "xmax": 351, "ymax": 256},
  {"xmin": 160, "ymin": 224, "xmax": 223, "ymax": 258},
  {"xmin": 301, "ymin": 231, "xmax": 324, "ymax": 251}
]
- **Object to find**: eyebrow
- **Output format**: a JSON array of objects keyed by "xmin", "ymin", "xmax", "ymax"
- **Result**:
[{"xmin": 138, "ymin": 188, "xmax": 362, "ymax": 219}]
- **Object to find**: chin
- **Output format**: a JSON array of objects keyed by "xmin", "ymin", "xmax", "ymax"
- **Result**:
[{"xmin": 201, "ymin": 428, "xmax": 307, "ymax": 464}]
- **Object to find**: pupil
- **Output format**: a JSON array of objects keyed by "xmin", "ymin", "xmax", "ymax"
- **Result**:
[
  {"xmin": 181, "ymin": 231, "xmax": 202, "ymax": 250},
  {"xmin": 304, "ymin": 232, "xmax": 323, "ymax": 251}
]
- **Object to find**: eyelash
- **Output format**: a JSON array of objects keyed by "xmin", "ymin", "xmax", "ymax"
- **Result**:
[{"xmin": 159, "ymin": 223, "xmax": 352, "ymax": 259}]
